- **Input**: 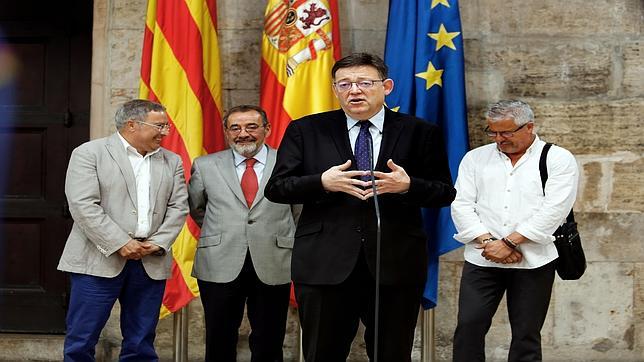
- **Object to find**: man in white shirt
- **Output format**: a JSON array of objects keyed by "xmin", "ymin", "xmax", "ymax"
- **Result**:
[
  {"xmin": 451, "ymin": 99, "xmax": 578, "ymax": 361},
  {"xmin": 58, "ymin": 99, "xmax": 188, "ymax": 360}
]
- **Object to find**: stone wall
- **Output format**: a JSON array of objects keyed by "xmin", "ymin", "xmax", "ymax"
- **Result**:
[{"xmin": 91, "ymin": 0, "xmax": 644, "ymax": 361}]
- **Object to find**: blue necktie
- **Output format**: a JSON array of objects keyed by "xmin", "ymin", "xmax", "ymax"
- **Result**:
[{"xmin": 354, "ymin": 121, "xmax": 372, "ymax": 181}]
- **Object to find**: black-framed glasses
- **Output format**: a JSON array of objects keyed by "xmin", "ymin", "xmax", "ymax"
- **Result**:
[
  {"xmin": 136, "ymin": 120, "xmax": 171, "ymax": 132},
  {"xmin": 227, "ymin": 124, "xmax": 265, "ymax": 135},
  {"xmin": 333, "ymin": 79, "xmax": 385, "ymax": 92},
  {"xmin": 484, "ymin": 123, "xmax": 530, "ymax": 138}
]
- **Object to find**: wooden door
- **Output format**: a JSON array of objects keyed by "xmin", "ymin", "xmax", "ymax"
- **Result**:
[{"xmin": 0, "ymin": 0, "xmax": 92, "ymax": 333}]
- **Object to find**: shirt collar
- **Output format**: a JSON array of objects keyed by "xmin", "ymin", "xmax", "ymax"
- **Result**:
[
  {"xmin": 116, "ymin": 131, "xmax": 161, "ymax": 158},
  {"xmin": 345, "ymin": 106, "xmax": 385, "ymax": 134},
  {"xmin": 233, "ymin": 144, "xmax": 268, "ymax": 167}
]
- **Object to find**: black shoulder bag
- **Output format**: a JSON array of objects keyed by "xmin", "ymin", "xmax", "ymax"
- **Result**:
[{"xmin": 540, "ymin": 143, "xmax": 586, "ymax": 280}]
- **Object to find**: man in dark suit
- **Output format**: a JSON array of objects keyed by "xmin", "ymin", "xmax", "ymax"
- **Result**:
[{"xmin": 265, "ymin": 53, "xmax": 456, "ymax": 361}]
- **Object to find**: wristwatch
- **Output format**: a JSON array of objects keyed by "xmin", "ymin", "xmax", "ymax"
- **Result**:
[{"xmin": 480, "ymin": 236, "xmax": 497, "ymax": 244}]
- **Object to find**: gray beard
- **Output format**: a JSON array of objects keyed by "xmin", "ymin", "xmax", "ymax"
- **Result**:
[{"xmin": 230, "ymin": 142, "xmax": 260, "ymax": 158}]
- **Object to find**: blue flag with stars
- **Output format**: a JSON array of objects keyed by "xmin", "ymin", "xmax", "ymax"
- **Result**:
[{"xmin": 384, "ymin": 0, "xmax": 469, "ymax": 309}]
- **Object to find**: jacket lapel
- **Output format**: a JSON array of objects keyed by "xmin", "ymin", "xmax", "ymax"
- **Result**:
[
  {"xmin": 376, "ymin": 108, "xmax": 403, "ymax": 170},
  {"xmin": 148, "ymin": 150, "xmax": 164, "ymax": 215},
  {"xmin": 327, "ymin": 110, "xmax": 355, "ymax": 167},
  {"xmin": 105, "ymin": 133, "xmax": 137, "ymax": 207},
  {"xmin": 217, "ymin": 151, "xmax": 247, "ymax": 207},
  {"xmin": 251, "ymin": 146, "xmax": 274, "ymax": 210}
]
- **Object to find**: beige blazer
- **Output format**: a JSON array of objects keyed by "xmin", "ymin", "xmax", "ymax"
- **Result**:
[
  {"xmin": 188, "ymin": 147, "xmax": 295, "ymax": 285},
  {"xmin": 57, "ymin": 133, "xmax": 189, "ymax": 280}
]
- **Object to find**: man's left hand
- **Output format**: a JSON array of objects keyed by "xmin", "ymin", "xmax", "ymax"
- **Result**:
[
  {"xmin": 365, "ymin": 159, "xmax": 410, "ymax": 198},
  {"xmin": 476, "ymin": 239, "xmax": 513, "ymax": 263},
  {"xmin": 139, "ymin": 241, "xmax": 163, "ymax": 257}
]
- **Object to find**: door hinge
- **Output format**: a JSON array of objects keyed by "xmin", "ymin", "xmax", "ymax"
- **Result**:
[
  {"xmin": 64, "ymin": 109, "xmax": 74, "ymax": 128},
  {"xmin": 62, "ymin": 200, "xmax": 71, "ymax": 219}
]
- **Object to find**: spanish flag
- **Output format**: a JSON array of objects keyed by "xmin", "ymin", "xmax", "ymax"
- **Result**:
[
  {"xmin": 260, "ymin": 0, "xmax": 342, "ymax": 148},
  {"xmin": 140, "ymin": 0, "xmax": 225, "ymax": 317}
]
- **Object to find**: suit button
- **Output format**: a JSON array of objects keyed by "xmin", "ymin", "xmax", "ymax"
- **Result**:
[
  {"xmin": 356, "ymin": 227, "xmax": 362, "ymax": 233},
  {"xmin": 131, "ymin": 210, "xmax": 137, "ymax": 214},
  {"xmin": 361, "ymin": 237, "xmax": 366, "ymax": 242},
  {"xmin": 248, "ymin": 220, "xmax": 255, "ymax": 224}
]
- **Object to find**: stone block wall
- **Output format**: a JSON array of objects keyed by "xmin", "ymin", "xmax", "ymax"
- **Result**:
[{"xmin": 90, "ymin": 0, "xmax": 643, "ymax": 361}]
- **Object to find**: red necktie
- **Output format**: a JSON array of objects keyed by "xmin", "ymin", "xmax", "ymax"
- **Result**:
[{"xmin": 241, "ymin": 158, "xmax": 258, "ymax": 207}]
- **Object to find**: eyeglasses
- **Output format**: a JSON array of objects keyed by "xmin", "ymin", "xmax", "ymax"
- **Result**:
[
  {"xmin": 333, "ymin": 79, "xmax": 385, "ymax": 92},
  {"xmin": 136, "ymin": 120, "xmax": 171, "ymax": 132},
  {"xmin": 484, "ymin": 123, "xmax": 530, "ymax": 138},
  {"xmin": 227, "ymin": 124, "xmax": 265, "ymax": 135}
]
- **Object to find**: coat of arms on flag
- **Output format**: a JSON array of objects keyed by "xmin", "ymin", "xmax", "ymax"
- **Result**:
[
  {"xmin": 264, "ymin": 0, "xmax": 335, "ymax": 77},
  {"xmin": 260, "ymin": 0, "xmax": 341, "ymax": 148}
]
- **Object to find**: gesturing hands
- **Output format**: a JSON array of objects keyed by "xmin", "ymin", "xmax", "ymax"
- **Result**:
[
  {"xmin": 321, "ymin": 159, "xmax": 411, "ymax": 200},
  {"xmin": 365, "ymin": 159, "xmax": 410, "ymax": 198},
  {"xmin": 321, "ymin": 160, "xmax": 371, "ymax": 200}
]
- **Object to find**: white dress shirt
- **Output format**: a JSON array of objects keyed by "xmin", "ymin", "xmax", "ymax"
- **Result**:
[
  {"xmin": 232, "ymin": 144, "xmax": 268, "ymax": 182},
  {"xmin": 117, "ymin": 132, "xmax": 160, "ymax": 238},
  {"xmin": 346, "ymin": 106, "xmax": 384, "ymax": 164},
  {"xmin": 451, "ymin": 135, "xmax": 579, "ymax": 269}
]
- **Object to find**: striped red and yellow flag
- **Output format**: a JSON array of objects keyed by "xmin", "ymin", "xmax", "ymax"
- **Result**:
[
  {"xmin": 260, "ymin": 0, "xmax": 342, "ymax": 147},
  {"xmin": 140, "ymin": 0, "xmax": 225, "ymax": 318}
]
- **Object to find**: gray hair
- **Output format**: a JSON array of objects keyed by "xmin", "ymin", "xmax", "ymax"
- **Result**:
[
  {"xmin": 485, "ymin": 100, "xmax": 534, "ymax": 126},
  {"xmin": 115, "ymin": 99, "xmax": 166, "ymax": 129},
  {"xmin": 222, "ymin": 105, "xmax": 269, "ymax": 128}
]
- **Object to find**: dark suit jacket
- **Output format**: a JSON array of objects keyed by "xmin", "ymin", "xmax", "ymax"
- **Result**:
[{"xmin": 265, "ymin": 108, "xmax": 456, "ymax": 287}]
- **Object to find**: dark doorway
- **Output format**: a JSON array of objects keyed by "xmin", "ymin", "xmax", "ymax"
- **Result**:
[{"xmin": 0, "ymin": 1, "xmax": 92, "ymax": 333}]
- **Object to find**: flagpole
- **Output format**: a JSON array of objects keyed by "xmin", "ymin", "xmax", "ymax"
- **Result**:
[
  {"xmin": 173, "ymin": 307, "xmax": 189, "ymax": 362},
  {"xmin": 421, "ymin": 309, "xmax": 436, "ymax": 362},
  {"xmin": 298, "ymin": 325, "xmax": 305, "ymax": 362}
]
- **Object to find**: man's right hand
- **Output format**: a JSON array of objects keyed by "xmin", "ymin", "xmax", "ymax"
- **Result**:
[
  {"xmin": 118, "ymin": 239, "xmax": 144, "ymax": 260},
  {"xmin": 321, "ymin": 160, "xmax": 371, "ymax": 200},
  {"xmin": 500, "ymin": 250, "xmax": 523, "ymax": 264}
]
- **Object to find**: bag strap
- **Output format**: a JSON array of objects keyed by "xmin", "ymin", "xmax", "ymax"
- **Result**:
[
  {"xmin": 539, "ymin": 143, "xmax": 575, "ymax": 223},
  {"xmin": 539, "ymin": 143, "xmax": 553, "ymax": 196}
]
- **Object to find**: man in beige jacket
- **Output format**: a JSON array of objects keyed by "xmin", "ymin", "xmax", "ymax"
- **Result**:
[{"xmin": 58, "ymin": 99, "xmax": 188, "ymax": 361}]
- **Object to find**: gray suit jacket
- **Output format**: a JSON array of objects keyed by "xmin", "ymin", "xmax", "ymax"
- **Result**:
[
  {"xmin": 57, "ymin": 133, "xmax": 189, "ymax": 280},
  {"xmin": 188, "ymin": 147, "xmax": 295, "ymax": 285}
]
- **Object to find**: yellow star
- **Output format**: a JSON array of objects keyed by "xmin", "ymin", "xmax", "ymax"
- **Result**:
[
  {"xmin": 415, "ymin": 61, "xmax": 443, "ymax": 90},
  {"xmin": 431, "ymin": 0, "xmax": 450, "ymax": 9},
  {"xmin": 427, "ymin": 24, "xmax": 460, "ymax": 51}
]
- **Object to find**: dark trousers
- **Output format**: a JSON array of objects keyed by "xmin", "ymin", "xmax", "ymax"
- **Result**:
[
  {"xmin": 64, "ymin": 260, "xmax": 165, "ymax": 362},
  {"xmin": 198, "ymin": 252, "xmax": 290, "ymax": 362},
  {"xmin": 295, "ymin": 249, "xmax": 423, "ymax": 362},
  {"xmin": 453, "ymin": 261, "xmax": 556, "ymax": 362}
]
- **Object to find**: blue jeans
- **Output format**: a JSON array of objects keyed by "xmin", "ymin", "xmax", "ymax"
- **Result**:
[{"xmin": 63, "ymin": 260, "xmax": 165, "ymax": 362}]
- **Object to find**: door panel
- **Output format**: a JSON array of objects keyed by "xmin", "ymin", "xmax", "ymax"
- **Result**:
[{"xmin": 0, "ymin": 0, "xmax": 92, "ymax": 333}]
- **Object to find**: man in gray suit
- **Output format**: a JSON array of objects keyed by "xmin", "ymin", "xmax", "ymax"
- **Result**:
[
  {"xmin": 188, "ymin": 105, "xmax": 295, "ymax": 362},
  {"xmin": 58, "ymin": 99, "xmax": 189, "ymax": 361}
]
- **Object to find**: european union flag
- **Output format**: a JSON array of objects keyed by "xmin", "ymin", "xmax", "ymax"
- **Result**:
[{"xmin": 384, "ymin": 0, "xmax": 469, "ymax": 309}]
